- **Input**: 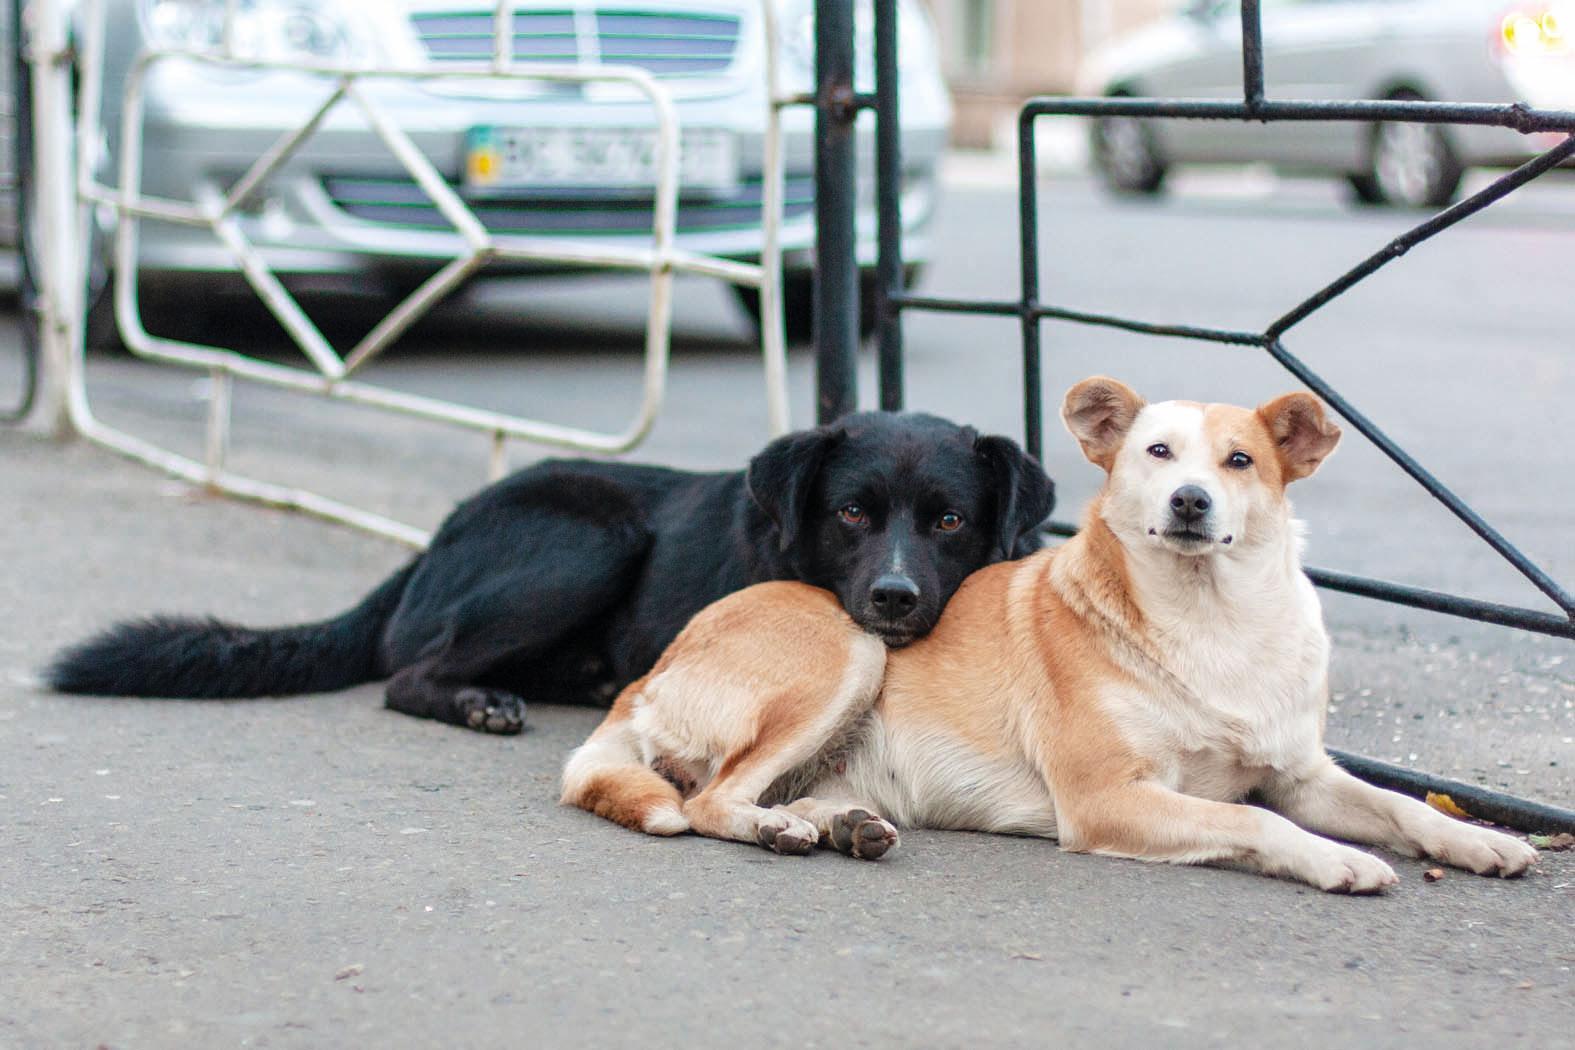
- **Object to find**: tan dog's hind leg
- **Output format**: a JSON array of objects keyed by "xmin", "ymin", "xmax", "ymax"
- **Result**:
[
  {"xmin": 679, "ymin": 631, "xmax": 888, "ymax": 856},
  {"xmin": 1262, "ymin": 758, "xmax": 1537, "ymax": 878},
  {"xmin": 780, "ymin": 797, "xmax": 900, "ymax": 861},
  {"xmin": 561, "ymin": 697, "xmax": 690, "ymax": 836},
  {"xmin": 682, "ymin": 645, "xmax": 886, "ymax": 855},
  {"xmin": 1057, "ymin": 781, "xmax": 1400, "ymax": 893}
]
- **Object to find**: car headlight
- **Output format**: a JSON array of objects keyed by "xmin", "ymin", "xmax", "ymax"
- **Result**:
[
  {"xmin": 1500, "ymin": 5, "xmax": 1571, "ymax": 55},
  {"xmin": 138, "ymin": 0, "xmax": 374, "ymax": 65},
  {"xmin": 775, "ymin": 0, "xmax": 939, "ymax": 94}
]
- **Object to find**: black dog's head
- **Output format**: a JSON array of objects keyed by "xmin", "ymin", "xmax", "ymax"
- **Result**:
[{"xmin": 747, "ymin": 412, "xmax": 1054, "ymax": 647}]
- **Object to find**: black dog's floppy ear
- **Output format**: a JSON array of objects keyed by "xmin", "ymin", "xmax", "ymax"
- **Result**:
[
  {"xmin": 974, "ymin": 434, "xmax": 1055, "ymax": 559},
  {"xmin": 747, "ymin": 426, "xmax": 842, "ymax": 552}
]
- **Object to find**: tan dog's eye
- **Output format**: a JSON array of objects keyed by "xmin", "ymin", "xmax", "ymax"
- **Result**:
[
  {"xmin": 1146, "ymin": 443, "xmax": 1171, "ymax": 460},
  {"xmin": 838, "ymin": 503, "xmax": 868, "ymax": 525},
  {"xmin": 937, "ymin": 512, "xmax": 964, "ymax": 532},
  {"xmin": 1227, "ymin": 450, "xmax": 1253, "ymax": 469}
]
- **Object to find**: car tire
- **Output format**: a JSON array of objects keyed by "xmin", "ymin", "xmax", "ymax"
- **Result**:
[
  {"xmin": 1091, "ymin": 114, "xmax": 1167, "ymax": 196},
  {"xmin": 1365, "ymin": 91, "xmax": 1464, "ymax": 208},
  {"xmin": 82, "ymin": 279, "xmax": 125, "ymax": 354},
  {"xmin": 735, "ymin": 267, "xmax": 918, "ymax": 346},
  {"xmin": 1344, "ymin": 172, "xmax": 1385, "ymax": 206}
]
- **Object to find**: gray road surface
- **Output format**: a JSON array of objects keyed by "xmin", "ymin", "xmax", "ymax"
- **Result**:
[{"xmin": 3, "ymin": 173, "xmax": 1573, "ymax": 1048}]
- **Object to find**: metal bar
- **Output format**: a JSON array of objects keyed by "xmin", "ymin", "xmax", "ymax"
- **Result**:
[
  {"xmin": 203, "ymin": 366, "xmax": 231, "ymax": 484},
  {"xmin": 1044, "ymin": 517, "xmax": 1571, "ymax": 637},
  {"xmin": 813, "ymin": 0, "xmax": 859, "ymax": 422},
  {"xmin": 491, "ymin": 0, "xmax": 511, "ymax": 71},
  {"xmin": 487, "ymin": 429, "xmax": 507, "ymax": 482},
  {"xmin": 348, "ymin": 81, "xmax": 492, "ymax": 254},
  {"xmin": 68, "ymin": 401, "xmax": 432, "ymax": 548},
  {"xmin": 892, "ymin": 292, "xmax": 1266, "ymax": 346},
  {"xmin": 3, "ymin": 0, "xmax": 39, "ymax": 424},
  {"xmin": 22, "ymin": 0, "xmax": 81, "ymax": 437},
  {"xmin": 341, "ymin": 250, "xmax": 487, "ymax": 374},
  {"xmin": 1329, "ymin": 750, "xmax": 1575, "ymax": 834},
  {"xmin": 1016, "ymin": 110, "xmax": 1043, "ymax": 461},
  {"xmin": 1265, "ymin": 338, "xmax": 1575, "ymax": 617},
  {"xmin": 1240, "ymin": 0, "xmax": 1265, "ymax": 111},
  {"xmin": 222, "ymin": 80, "xmax": 350, "ymax": 215},
  {"xmin": 1266, "ymin": 135, "xmax": 1575, "ymax": 339},
  {"xmin": 872, "ymin": 0, "xmax": 904, "ymax": 411},
  {"xmin": 894, "ymin": 292, "xmax": 1022, "ymax": 317},
  {"xmin": 205, "ymin": 199, "xmax": 348, "ymax": 380},
  {"xmin": 757, "ymin": 0, "xmax": 791, "ymax": 436},
  {"xmin": 1038, "ymin": 305, "xmax": 1263, "ymax": 346},
  {"xmin": 1021, "ymin": 95, "xmax": 1575, "ymax": 132},
  {"xmin": 1307, "ymin": 568, "xmax": 1575, "ymax": 639}
]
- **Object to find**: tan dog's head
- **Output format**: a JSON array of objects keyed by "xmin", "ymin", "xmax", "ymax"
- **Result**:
[{"xmin": 1061, "ymin": 377, "xmax": 1341, "ymax": 557}]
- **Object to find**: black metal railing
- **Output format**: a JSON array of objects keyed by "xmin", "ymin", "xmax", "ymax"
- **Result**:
[
  {"xmin": 810, "ymin": 0, "xmax": 1575, "ymax": 831},
  {"xmin": 4, "ymin": 0, "xmax": 39, "ymax": 425}
]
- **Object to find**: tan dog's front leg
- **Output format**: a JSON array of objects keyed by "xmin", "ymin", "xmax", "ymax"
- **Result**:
[
  {"xmin": 780, "ymin": 797, "xmax": 900, "ymax": 860},
  {"xmin": 1058, "ymin": 781, "xmax": 1399, "ymax": 893},
  {"xmin": 1261, "ymin": 758, "xmax": 1537, "ymax": 878}
]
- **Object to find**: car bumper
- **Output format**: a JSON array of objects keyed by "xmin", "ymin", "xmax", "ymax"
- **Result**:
[{"xmin": 116, "ymin": 69, "xmax": 949, "ymax": 281}]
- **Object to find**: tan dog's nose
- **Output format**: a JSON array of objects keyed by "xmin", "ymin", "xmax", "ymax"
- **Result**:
[{"xmin": 1169, "ymin": 485, "xmax": 1211, "ymax": 522}]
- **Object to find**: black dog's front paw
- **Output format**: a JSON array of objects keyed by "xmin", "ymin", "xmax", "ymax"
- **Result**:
[{"xmin": 454, "ymin": 688, "xmax": 527, "ymax": 735}]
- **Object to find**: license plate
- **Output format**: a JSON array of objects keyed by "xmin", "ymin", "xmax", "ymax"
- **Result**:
[{"xmin": 465, "ymin": 126, "xmax": 737, "ymax": 193}]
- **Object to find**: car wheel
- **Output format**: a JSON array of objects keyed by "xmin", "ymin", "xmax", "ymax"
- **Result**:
[
  {"xmin": 1344, "ymin": 172, "xmax": 1385, "ymax": 206},
  {"xmin": 735, "ymin": 267, "xmax": 918, "ymax": 346},
  {"xmin": 1091, "ymin": 114, "xmax": 1167, "ymax": 195},
  {"xmin": 1366, "ymin": 92, "xmax": 1463, "ymax": 208}
]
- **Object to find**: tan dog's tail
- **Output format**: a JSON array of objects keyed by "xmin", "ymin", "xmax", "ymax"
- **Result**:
[{"xmin": 561, "ymin": 698, "xmax": 689, "ymax": 837}]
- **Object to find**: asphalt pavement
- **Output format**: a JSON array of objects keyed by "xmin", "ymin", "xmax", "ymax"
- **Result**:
[{"xmin": 2, "ymin": 171, "xmax": 1573, "ymax": 1048}]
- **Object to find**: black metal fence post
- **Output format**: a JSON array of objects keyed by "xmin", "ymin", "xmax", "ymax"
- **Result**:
[
  {"xmin": 4, "ymin": 0, "xmax": 39, "ymax": 424},
  {"xmin": 873, "ymin": 0, "xmax": 903, "ymax": 412},
  {"xmin": 813, "ymin": 0, "xmax": 858, "ymax": 423},
  {"xmin": 1016, "ymin": 111, "xmax": 1043, "ymax": 462}
]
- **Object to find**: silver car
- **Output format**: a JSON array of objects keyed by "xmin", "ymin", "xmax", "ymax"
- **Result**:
[
  {"xmin": 1085, "ymin": 0, "xmax": 1575, "ymax": 206},
  {"xmin": 24, "ymin": 0, "xmax": 951, "ymax": 341}
]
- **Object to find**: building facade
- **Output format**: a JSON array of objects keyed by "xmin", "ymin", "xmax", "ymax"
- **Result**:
[{"xmin": 926, "ymin": 0, "xmax": 1171, "ymax": 147}]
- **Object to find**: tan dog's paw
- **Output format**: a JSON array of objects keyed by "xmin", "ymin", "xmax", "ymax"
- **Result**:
[
  {"xmin": 1305, "ymin": 844, "xmax": 1398, "ymax": 894},
  {"xmin": 827, "ymin": 808, "xmax": 899, "ymax": 861},
  {"xmin": 755, "ymin": 812, "xmax": 819, "ymax": 856},
  {"xmin": 1424, "ymin": 825, "xmax": 1537, "ymax": 878}
]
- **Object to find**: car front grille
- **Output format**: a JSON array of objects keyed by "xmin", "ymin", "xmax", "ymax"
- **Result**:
[
  {"xmin": 322, "ymin": 174, "xmax": 814, "ymax": 236},
  {"xmin": 410, "ymin": 8, "xmax": 743, "ymax": 76}
]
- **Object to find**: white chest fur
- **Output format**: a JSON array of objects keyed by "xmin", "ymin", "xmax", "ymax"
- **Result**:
[{"xmin": 1113, "ymin": 546, "xmax": 1330, "ymax": 799}]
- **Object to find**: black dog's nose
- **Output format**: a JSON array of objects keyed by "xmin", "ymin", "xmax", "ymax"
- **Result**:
[
  {"xmin": 1169, "ymin": 485, "xmax": 1212, "ymax": 522},
  {"xmin": 869, "ymin": 575, "xmax": 920, "ymax": 620}
]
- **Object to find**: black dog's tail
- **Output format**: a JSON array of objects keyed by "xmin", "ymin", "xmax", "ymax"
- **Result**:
[{"xmin": 44, "ymin": 562, "xmax": 417, "ymax": 699}]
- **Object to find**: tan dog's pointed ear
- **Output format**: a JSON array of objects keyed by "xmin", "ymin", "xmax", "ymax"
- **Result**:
[
  {"xmin": 1257, "ymin": 392, "xmax": 1341, "ymax": 482},
  {"xmin": 1062, "ymin": 377, "xmax": 1145, "ymax": 471}
]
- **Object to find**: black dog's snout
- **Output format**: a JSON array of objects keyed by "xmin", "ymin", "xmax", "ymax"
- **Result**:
[
  {"xmin": 869, "ymin": 574, "xmax": 921, "ymax": 620},
  {"xmin": 1169, "ymin": 485, "xmax": 1211, "ymax": 522}
]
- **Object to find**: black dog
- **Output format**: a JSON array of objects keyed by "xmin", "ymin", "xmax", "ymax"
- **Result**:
[{"xmin": 47, "ymin": 412, "xmax": 1053, "ymax": 733}]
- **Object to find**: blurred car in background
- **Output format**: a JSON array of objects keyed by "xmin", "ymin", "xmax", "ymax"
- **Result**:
[
  {"xmin": 1084, "ymin": 0, "xmax": 1575, "ymax": 207},
  {"xmin": 5, "ymin": 0, "xmax": 951, "ymax": 343}
]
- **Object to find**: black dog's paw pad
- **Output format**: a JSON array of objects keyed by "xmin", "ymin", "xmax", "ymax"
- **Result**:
[
  {"xmin": 829, "ymin": 809, "xmax": 898, "ymax": 861},
  {"xmin": 454, "ymin": 688, "xmax": 527, "ymax": 735}
]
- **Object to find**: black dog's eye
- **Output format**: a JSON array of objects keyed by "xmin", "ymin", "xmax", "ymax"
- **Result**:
[
  {"xmin": 937, "ymin": 511, "xmax": 964, "ymax": 532},
  {"xmin": 1227, "ymin": 450, "xmax": 1253, "ymax": 469},
  {"xmin": 1147, "ymin": 443, "xmax": 1171, "ymax": 460},
  {"xmin": 837, "ymin": 503, "xmax": 868, "ymax": 525}
]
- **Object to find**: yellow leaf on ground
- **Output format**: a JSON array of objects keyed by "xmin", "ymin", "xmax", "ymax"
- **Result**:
[{"xmin": 1426, "ymin": 792, "xmax": 1473, "ymax": 821}]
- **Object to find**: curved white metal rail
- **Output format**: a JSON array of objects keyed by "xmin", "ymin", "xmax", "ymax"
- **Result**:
[{"xmin": 24, "ymin": 0, "xmax": 797, "ymax": 547}]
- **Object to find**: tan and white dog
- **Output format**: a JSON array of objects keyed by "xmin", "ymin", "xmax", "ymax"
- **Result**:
[{"xmin": 561, "ymin": 378, "xmax": 1537, "ymax": 892}]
